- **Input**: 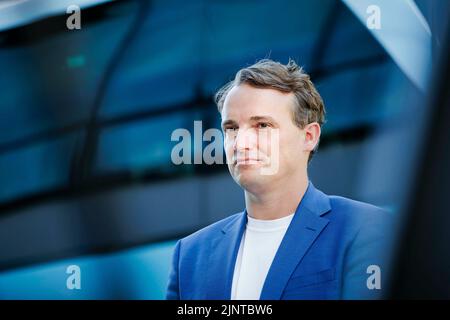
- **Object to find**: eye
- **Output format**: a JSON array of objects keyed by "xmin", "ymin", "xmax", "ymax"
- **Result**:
[
  {"xmin": 257, "ymin": 122, "xmax": 270, "ymax": 129},
  {"xmin": 224, "ymin": 126, "xmax": 238, "ymax": 132}
]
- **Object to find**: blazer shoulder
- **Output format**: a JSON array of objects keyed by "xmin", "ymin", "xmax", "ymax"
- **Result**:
[
  {"xmin": 180, "ymin": 211, "xmax": 243, "ymax": 246},
  {"xmin": 329, "ymin": 195, "xmax": 389, "ymax": 215},
  {"xmin": 327, "ymin": 195, "xmax": 391, "ymax": 229}
]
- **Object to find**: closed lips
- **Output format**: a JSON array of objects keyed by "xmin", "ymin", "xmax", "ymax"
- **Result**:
[{"xmin": 235, "ymin": 158, "xmax": 260, "ymax": 164}]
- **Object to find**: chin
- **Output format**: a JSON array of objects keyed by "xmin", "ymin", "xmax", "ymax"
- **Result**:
[{"xmin": 233, "ymin": 168, "xmax": 272, "ymax": 191}]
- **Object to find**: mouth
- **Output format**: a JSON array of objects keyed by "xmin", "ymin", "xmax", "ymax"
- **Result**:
[{"xmin": 234, "ymin": 158, "xmax": 261, "ymax": 165}]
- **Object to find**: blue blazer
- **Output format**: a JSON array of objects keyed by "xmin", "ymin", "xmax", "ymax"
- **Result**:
[{"xmin": 166, "ymin": 182, "xmax": 391, "ymax": 300}]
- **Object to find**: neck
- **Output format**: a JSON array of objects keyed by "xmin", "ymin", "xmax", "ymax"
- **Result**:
[{"xmin": 244, "ymin": 170, "xmax": 309, "ymax": 220}]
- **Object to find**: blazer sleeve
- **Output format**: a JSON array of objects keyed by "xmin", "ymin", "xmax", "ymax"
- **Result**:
[
  {"xmin": 341, "ymin": 210, "xmax": 392, "ymax": 300},
  {"xmin": 166, "ymin": 240, "xmax": 181, "ymax": 300}
]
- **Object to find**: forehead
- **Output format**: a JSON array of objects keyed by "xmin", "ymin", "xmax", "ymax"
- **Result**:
[{"xmin": 221, "ymin": 84, "xmax": 295, "ymax": 120}]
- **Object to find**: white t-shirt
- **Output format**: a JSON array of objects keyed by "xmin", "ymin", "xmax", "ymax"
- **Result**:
[{"xmin": 231, "ymin": 212, "xmax": 295, "ymax": 300}]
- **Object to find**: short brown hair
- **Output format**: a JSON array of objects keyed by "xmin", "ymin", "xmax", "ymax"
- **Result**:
[{"xmin": 214, "ymin": 58, "xmax": 326, "ymax": 161}]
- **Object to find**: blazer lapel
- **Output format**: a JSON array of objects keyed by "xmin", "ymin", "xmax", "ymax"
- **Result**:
[
  {"xmin": 204, "ymin": 211, "xmax": 247, "ymax": 299},
  {"xmin": 259, "ymin": 182, "xmax": 331, "ymax": 300}
]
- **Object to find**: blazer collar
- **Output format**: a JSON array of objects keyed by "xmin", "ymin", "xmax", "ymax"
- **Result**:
[
  {"xmin": 204, "ymin": 211, "xmax": 247, "ymax": 299},
  {"xmin": 206, "ymin": 181, "xmax": 331, "ymax": 299},
  {"xmin": 260, "ymin": 181, "xmax": 331, "ymax": 299},
  {"xmin": 220, "ymin": 181, "xmax": 331, "ymax": 234}
]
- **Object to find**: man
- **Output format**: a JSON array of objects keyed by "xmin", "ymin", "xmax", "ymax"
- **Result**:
[{"xmin": 166, "ymin": 59, "xmax": 391, "ymax": 300}]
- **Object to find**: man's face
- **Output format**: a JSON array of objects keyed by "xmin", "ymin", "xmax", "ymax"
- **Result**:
[{"xmin": 221, "ymin": 84, "xmax": 308, "ymax": 193}]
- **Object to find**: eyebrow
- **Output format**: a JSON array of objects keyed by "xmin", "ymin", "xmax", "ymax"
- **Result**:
[
  {"xmin": 221, "ymin": 119, "xmax": 237, "ymax": 129},
  {"xmin": 249, "ymin": 116, "xmax": 277, "ymax": 123},
  {"xmin": 221, "ymin": 116, "xmax": 278, "ymax": 129}
]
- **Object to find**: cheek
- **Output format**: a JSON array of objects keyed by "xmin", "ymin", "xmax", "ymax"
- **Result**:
[
  {"xmin": 256, "ymin": 131, "xmax": 275, "ymax": 154},
  {"xmin": 256, "ymin": 138, "xmax": 267, "ymax": 154},
  {"xmin": 275, "ymin": 133, "xmax": 299, "ymax": 160},
  {"xmin": 281, "ymin": 135, "xmax": 303, "ymax": 164},
  {"xmin": 224, "ymin": 136, "xmax": 234, "ymax": 156}
]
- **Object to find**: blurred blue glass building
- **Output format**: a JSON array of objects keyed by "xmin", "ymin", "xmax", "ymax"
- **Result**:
[{"xmin": 0, "ymin": 0, "xmax": 448, "ymax": 299}]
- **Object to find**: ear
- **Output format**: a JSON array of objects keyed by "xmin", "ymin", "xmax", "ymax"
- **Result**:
[{"xmin": 302, "ymin": 122, "xmax": 321, "ymax": 153}]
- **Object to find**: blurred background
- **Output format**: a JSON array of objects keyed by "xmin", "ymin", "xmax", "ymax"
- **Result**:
[{"xmin": 0, "ymin": 0, "xmax": 448, "ymax": 299}]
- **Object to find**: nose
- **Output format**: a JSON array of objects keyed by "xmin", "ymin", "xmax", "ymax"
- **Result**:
[{"xmin": 233, "ymin": 128, "xmax": 258, "ymax": 152}]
